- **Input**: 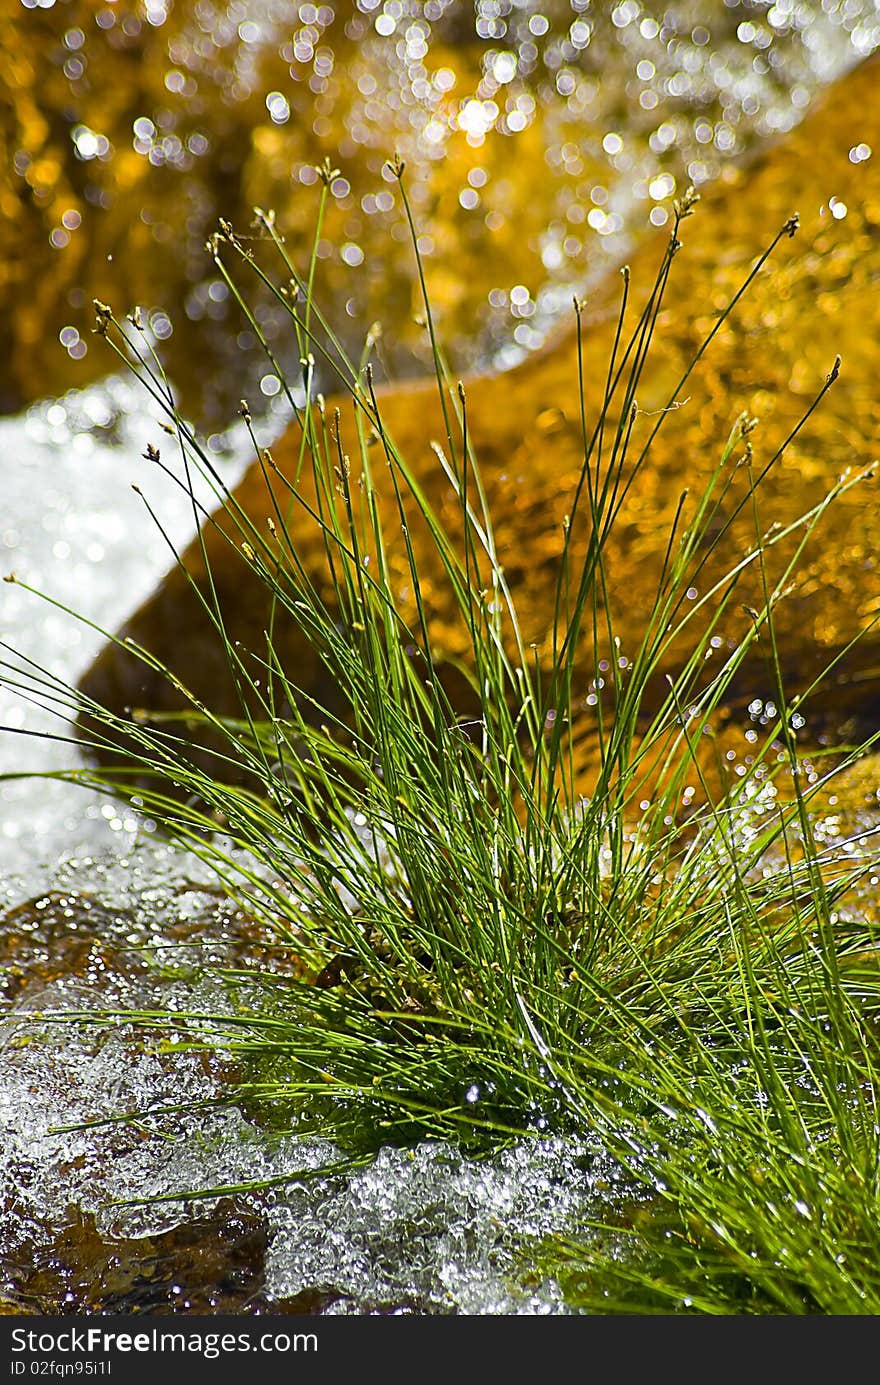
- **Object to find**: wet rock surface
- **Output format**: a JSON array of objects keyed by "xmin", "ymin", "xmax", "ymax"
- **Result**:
[{"xmin": 6, "ymin": 1206, "xmax": 274, "ymax": 1316}]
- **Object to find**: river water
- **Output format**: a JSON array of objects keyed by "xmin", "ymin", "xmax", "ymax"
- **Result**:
[{"xmin": 2, "ymin": 0, "xmax": 880, "ymax": 1316}]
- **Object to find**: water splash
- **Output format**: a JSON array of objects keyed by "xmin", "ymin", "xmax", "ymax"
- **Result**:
[{"xmin": 0, "ymin": 867, "xmax": 623, "ymax": 1313}]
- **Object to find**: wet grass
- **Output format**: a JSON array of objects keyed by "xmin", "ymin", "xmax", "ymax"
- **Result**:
[{"xmin": 4, "ymin": 169, "xmax": 880, "ymax": 1312}]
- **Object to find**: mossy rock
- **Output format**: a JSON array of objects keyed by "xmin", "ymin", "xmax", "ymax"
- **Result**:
[{"xmin": 81, "ymin": 53, "xmax": 880, "ymax": 777}]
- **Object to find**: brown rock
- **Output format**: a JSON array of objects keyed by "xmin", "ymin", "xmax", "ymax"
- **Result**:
[{"xmin": 80, "ymin": 54, "xmax": 880, "ymax": 770}]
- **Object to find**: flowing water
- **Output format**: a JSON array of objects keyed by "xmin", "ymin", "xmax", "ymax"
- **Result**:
[{"xmin": 3, "ymin": 0, "xmax": 880, "ymax": 1315}]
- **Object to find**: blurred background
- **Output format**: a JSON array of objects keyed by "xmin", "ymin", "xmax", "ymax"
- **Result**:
[{"xmin": 5, "ymin": 0, "xmax": 879, "ymax": 426}]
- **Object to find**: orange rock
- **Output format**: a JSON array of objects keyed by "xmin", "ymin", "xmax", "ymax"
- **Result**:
[{"xmin": 81, "ymin": 53, "xmax": 880, "ymax": 767}]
